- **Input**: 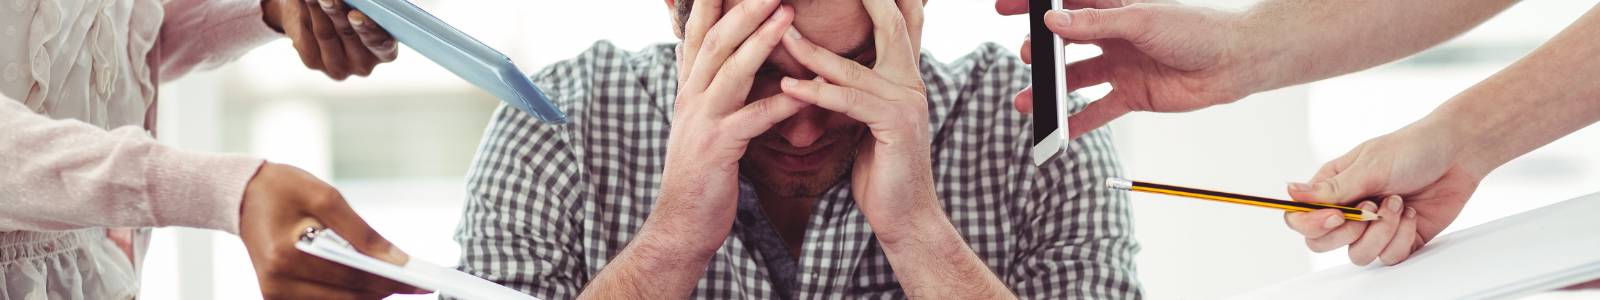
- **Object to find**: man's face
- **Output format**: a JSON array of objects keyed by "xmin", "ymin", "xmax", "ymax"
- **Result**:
[{"xmin": 673, "ymin": 0, "xmax": 880, "ymax": 198}]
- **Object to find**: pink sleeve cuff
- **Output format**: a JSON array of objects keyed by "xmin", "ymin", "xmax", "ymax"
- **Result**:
[{"xmin": 144, "ymin": 146, "xmax": 264, "ymax": 235}]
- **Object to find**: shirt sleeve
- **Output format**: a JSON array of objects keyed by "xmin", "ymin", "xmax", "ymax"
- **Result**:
[
  {"xmin": 1008, "ymin": 123, "xmax": 1143, "ymax": 299},
  {"xmin": 965, "ymin": 43, "xmax": 1141, "ymax": 298},
  {"xmin": 155, "ymin": 0, "xmax": 283, "ymax": 82},
  {"xmin": 0, "ymin": 97, "xmax": 263, "ymax": 234},
  {"xmin": 452, "ymin": 62, "xmax": 591, "ymax": 300}
]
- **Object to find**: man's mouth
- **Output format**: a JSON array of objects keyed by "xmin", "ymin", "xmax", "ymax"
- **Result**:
[{"xmin": 763, "ymin": 141, "xmax": 834, "ymax": 170}]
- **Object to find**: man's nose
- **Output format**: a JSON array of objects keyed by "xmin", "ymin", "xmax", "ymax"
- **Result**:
[
  {"xmin": 767, "ymin": 47, "xmax": 816, "ymax": 80},
  {"xmin": 775, "ymin": 106, "xmax": 828, "ymax": 148}
]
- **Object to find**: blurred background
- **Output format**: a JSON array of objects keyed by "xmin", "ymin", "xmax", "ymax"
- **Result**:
[{"xmin": 139, "ymin": 0, "xmax": 1600, "ymax": 299}]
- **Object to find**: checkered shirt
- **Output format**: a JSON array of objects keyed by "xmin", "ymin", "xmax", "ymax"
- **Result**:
[{"xmin": 452, "ymin": 41, "xmax": 1142, "ymax": 299}]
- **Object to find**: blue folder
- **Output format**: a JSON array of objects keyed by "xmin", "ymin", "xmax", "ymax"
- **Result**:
[{"xmin": 343, "ymin": 0, "xmax": 568, "ymax": 124}]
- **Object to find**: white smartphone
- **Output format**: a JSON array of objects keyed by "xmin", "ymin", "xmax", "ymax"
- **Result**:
[{"xmin": 1029, "ymin": 0, "xmax": 1070, "ymax": 166}]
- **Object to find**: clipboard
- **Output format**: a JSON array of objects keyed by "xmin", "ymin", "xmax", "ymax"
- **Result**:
[
  {"xmin": 343, "ymin": 0, "xmax": 568, "ymax": 124},
  {"xmin": 296, "ymin": 229, "xmax": 542, "ymax": 300}
]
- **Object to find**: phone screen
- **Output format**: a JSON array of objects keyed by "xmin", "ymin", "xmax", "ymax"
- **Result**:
[{"xmin": 1029, "ymin": 0, "xmax": 1068, "ymax": 166}]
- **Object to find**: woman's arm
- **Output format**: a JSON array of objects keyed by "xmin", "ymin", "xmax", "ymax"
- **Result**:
[
  {"xmin": 0, "ymin": 97, "xmax": 262, "ymax": 233},
  {"xmin": 1437, "ymin": 4, "xmax": 1600, "ymax": 176},
  {"xmin": 155, "ymin": 0, "xmax": 285, "ymax": 81}
]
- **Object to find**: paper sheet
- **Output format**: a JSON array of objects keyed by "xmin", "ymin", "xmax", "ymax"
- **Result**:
[
  {"xmin": 297, "ymin": 230, "xmax": 540, "ymax": 300},
  {"xmin": 1231, "ymin": 191, "xmax": 1600, "ymax": 300}
]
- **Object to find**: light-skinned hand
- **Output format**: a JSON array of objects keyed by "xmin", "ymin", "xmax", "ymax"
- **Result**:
[{"xmin": 997, "ymin": 0, "xmax": 1263, "ymax": 140}]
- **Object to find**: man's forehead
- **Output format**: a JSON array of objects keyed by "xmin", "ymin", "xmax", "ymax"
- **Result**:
[{"xmin": 682, "ymin": 0, "xmax": 872, "ymax": 57}]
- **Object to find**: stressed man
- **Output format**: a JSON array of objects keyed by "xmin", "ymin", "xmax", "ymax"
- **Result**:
[{"xmin": 453, "ymin": 0, "xmax": 1139, "ymax": 298}]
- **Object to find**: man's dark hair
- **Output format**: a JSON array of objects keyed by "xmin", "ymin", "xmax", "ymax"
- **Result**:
[{"xmin": 677, "ymin": 0, "xmax": 694, "ymax": 36}]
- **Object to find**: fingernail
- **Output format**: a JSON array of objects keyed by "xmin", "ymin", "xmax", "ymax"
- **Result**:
[
  {"xmin": 1323, "ymin": 214, "xmax": 1343, "ymax": 229},
  {"xmin": 1046, "ymin": 9, "xmax": 1072, "ymax": 27},
  {"xmin": 784, "ymin": 28, "xmax": 801, "ymax": 41},
  {"xmin": 1405, "ymin": 207, "xmax": 1417, "ymax": 219},
  {"xmin": 1359, "ymin": 201, "xmax": 1377, "ymax": 212},
  {"xmin": 318, "ymin": 0, "xmax": 334, "ymax": 9},
  {"xmin": 781, "ymin": 77, "xmax": 797, "ymax": 88},
  {"xmin": 1287, "ymin": 182, "xmax": 1313, "ymax": 193},
  {"xmin": 388, "ymin": 247, "xmax": 410, "ymax": 265},
  {"xmin": 1385, "ymin": 195, "xmax": 1402, "ymax": 213},
  {"xmin": 350, "ymin": 16, "xmax": 366, "ymax": 27}
]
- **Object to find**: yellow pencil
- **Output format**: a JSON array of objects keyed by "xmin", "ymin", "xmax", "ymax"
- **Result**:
[{"xmin": 1106, "ymin": 178, "xmax": 1379, "ymax": 221}]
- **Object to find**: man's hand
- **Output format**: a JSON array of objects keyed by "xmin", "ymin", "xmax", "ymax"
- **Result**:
[
  {"xmin": 579, "ymin": 0, "xmax": 806, "ymax": 298},
  {"xmin": 654, "ymin": 0, "xmax": 803, "ymax": 256},
  {"xmin": 1281, "ymin": 120, "xmax": 1480, "ymax": 266},
  {"xmin": 263, "ymin": 0, "xmax": 398, "ymax": 80},
  {"xmin": 239, "ymin": 162, "xmax": 425, "ymax": 299},
  {"xmin": 777, "ymin": 0, "xmax": 934, "ymax": 246},
  {"xmin": 997, "ymin": 0, "xmax": 1260, "ymax": 140},
  {"xmin": 779, "ymin": 0, "xmax": 1013, "ymax": 298}
]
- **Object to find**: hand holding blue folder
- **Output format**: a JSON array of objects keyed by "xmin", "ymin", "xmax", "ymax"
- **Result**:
[{"xmin": 342, "ymin": 0, "xmax": 568, "ymax": 124}]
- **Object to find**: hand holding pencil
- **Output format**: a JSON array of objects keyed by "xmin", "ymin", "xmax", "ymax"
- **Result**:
[{"xmin": 1281, "ymin": 126, "xmax": 1479, "ymax": 267}]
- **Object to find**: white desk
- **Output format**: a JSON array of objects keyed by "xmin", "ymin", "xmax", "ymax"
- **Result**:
[{"xmin": 1232, "ymin": 191, "xmax": 1600, "ymax": 300}]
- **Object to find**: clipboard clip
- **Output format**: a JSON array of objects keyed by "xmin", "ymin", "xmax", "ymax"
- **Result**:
[{"xmin": 298, "ymin": 226, "xmax": 353, "ymax": 250}]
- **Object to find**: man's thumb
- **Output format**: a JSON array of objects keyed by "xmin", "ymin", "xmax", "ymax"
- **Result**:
[
  {"xmin": 1045, "ymin": 7, "xmax": 1149, "ymax": 42},
  {"xmin": 1302, "ymin": 170, "xmax": 1377, "ymax": 206}
]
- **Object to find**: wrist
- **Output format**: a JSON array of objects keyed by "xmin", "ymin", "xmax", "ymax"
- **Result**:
[
  {"xmin": 1414, "ymin": 106, "xmax": 1500, "ymax": 180},
  {"xmin": 870, "ymin": 201, "xmax": 958, "ymax": 250},
  {"xmin": 1226, "ymin": 10, "xmax": 1292, "ymax": 96},
  {"xmin": 628, "ymin": 224, "xmax": 722, "ymax": 271}
]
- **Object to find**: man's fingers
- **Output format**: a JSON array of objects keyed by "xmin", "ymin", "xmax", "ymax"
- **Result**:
[
  {"xmin": 303, "ymin": 0, "xmax": 350, "ymax": 80},
  {"xmin": 724, "ymin": 94, "xmax": 812, "ymax": 140},
  {"xmin": 1306, "ymin": 201, "xmax": 1376, "ymax": 252},
  {"xmin": 679, "ymin": 0, "xmax": 726, "ymax": 83},
  {"xmin": 1044, "ymin": 7, "xmax": 1153, "ymax": 42},
  {"xmin": 862, "ymin": 0, "xmax": 918, "ymax": 74},
  {"xmin": 1283, "ymin": 209, "xmax": 1346, "ymax": 240},
  {"xmin": 686, "ymin": 0, "xmax": 781, "ymax": 92},
  {"xmin": 895, "ymin": 0, "xmax": 926, "ymax": 54},
  {"xmin": 1065, "ymin": 91, "xmax": 1132, "ymax": 139},
  {"xmin": 1347, "ymin": 195, "xmax": 1405, "ymax": 266},
  {"xmin": 317, "ymin": 0, "xmax": 378, "ymax": 77},
  {"xmin": 349, "ymin": 10, "xmax": 398, "ymax": 63},
  {"xmin": 780, "ymin": 77, "xmax": 896, "ymax": 125},
  {"xmin": 778, "ymin": 28, "xmax": 905, "ymax": 97},
  {"xmin": 1013, "ymin": 87, "xmax": 1034, "ymax": 113},
  {"xmin": 1065, "ymin": 55, "xmax": 1110, "ymax": 91},
  {"xmin": 1020, "ymin": 36, "xmax": 1032, "ymax": 64},
  {"xmin": 707, "ymin": 6, "xmax": 793, "ymax": 104},
  {"xmin": 1379, "ymin": 207, "xmax": 1421, "ymax": 266},
  {"xmin": 997, "ymin": 0, "xmax": 1133, "ymax": 15},
  {"xmin": 995, "ymin": 0, "xmax": 1027, "ymax": 15}
]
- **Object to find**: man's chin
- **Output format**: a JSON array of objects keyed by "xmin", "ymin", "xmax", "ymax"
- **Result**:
[{"xmin": 742, "ymin": 159, "xmax": 850, "ymax": 198}]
